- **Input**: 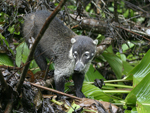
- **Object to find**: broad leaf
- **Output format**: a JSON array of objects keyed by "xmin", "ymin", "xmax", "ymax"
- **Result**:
[
  {"xmin": 16, "ymin": 42, "xmax": 39, "ymax": 73},
  {"xmin": 16, "ymin": 42, "xmax": 30, "ymax": 67},
  {"xmin": 82, "ymin": 82, "xmax": 113, "ymax": 102},
  {"xmin": 85, "ymin": 65, "xmax": 105, "ymax": 82},
  {"xmin": 102, "ymin": 52, "xmax": 122, "ymax": 79},
  {"xmin": 125, "ymin": 49, "xmax": 150, "ymax": 86},
  {"xmin": 125, "ymin": 73, "xmax": 150, "ymax": 113},
  {"xmin": 0, "ymin": 53, "xmax": 13, "ymax": 66}
]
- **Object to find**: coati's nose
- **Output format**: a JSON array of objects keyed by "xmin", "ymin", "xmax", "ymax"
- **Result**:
[
  {"xmin": 74, "ymin": 61, "xmax": 84, "ymax": 72},
  {"xmin": 74, "ymin": 68, "xmax": 80, "ymax": 73}
]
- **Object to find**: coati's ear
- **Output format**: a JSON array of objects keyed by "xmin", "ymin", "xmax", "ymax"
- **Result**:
[
  {"xmin": 71, "ymin": 38, "xmax": 76, "ymax": 44},
  {"xmin": 93, "ymin": 39, "xmax": 98, "ymax": 45}
]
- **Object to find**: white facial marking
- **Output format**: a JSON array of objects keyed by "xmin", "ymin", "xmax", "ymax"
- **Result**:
[
  {"xmin": 76, "ymin": 60, "xmax": 84, "ymax": 67},
  {"xmin": 85, "ymin": 51, "xmax": 89, "ymax": 54},
  {"xmin": 69, "ymin": 47, "xmax": 73, "ymax": 59},
  {"xmin": 91, "ymin": 53, "xmax": 94, "ymax": 56},
  {"xmin": 73, "ymin": 51, "xmax": 78, "ymax": 58},
  {"xmin": 86, "ymin": 56, "xmax": 90, "ymax": 59},
  {"xmin": 74, "ymin": 51, "xmax": 77, "ymax": 54}
]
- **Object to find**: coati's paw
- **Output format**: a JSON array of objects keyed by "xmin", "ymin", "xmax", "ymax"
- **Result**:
[{"xmin": 76, "ymin": 91, "xmax": 85, "ymax": 98}]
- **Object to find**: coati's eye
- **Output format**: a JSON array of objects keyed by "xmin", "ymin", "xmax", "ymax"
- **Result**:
[
  {"xmin": 84, "ymin": 51, "xmax": 90, "ymax": 59},
  {"xmin": 73, "ymin": 51, "xmax": 78, "ymax": 58}
]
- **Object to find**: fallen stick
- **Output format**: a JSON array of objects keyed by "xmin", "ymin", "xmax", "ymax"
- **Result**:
[{"xmin": 30, "ymin": 83, "xmax": 81, "ymax": 100}]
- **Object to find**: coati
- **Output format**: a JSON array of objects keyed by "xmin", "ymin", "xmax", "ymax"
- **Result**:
[{"xmin": 23, "ymin": 10, "xmax": 98, "ymax": 98}]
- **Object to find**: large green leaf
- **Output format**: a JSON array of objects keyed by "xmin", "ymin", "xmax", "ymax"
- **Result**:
[
  {"xmin": 136, "ymin": 101, "xmax": 150, "ymax": 113},
  {"xmin": 16, "ymin": 42, "xmax": 30, "ymax": 67},
  {"xmin": 125, "ymin": 73, "xmax": 150, "ymax": 113},
  {"xmin": 85, "ymin": 65, "xmax": 105, "ymax": 82},
  {"xmin": 0, "ymin": 53, "xmax": 13, "ymax": 66},
  {"xmin": 102, "ymin": 52, "xmax": 122, "ymax": 79},
  {"xmin": 125, "ymin": 49, "xmax": 150, "ymax": 86},
  {"xmin": 15, "ymin": 42, "xmax": 39, "ymax": 73},
  {"xmin": 82, "ymin": 82, "xmax": 113, "ymax": 102}
]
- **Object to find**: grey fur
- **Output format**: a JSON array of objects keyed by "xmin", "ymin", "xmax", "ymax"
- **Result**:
[{"xmin": 23, "ymin": 10, "xmax": 97, "ymax": 98}]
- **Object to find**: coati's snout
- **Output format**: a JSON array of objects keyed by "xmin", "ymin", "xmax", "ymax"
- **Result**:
[
  {"xmin": 71, "ymin": 36, "xmax": 98, "ymax": 72},
  {"xmin": 74, "ymin": 60, "xmax": 85, "ymax": 72}
]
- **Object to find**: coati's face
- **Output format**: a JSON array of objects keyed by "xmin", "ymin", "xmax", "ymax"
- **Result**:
[{"xmin": 70, "ymin": 36, "xmax": 98, "ymax": 72}]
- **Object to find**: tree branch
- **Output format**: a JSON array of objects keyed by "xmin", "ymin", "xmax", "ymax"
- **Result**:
[
  {"xmin": 70, "ymin": 14, "xmax": 107, "ymax": 35},
  {"xmin": 114, "ymin": 0, "xmax": 118, "ymax": 22}
]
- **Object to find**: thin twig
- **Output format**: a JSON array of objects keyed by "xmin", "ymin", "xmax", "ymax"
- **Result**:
[
  {"xmin": 115, "ymin": 25, "xmax": 150, "ymax": 41},
  {"xmin": 30, "ymin": 83, "xmax": 81, "ymax": 100},
  {"xmin": 0, "ymin": 65, "xmax": 20, "ymax": 70}
]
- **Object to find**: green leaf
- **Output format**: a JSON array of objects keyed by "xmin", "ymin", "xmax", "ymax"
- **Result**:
[
  {"xmin": 8, "ymin": 25, "xmax": 15, "ymax": 34},
  {"xmin": 0, "ymin": 53, "xmax": 13, "ymax": 66},
  {"xmin": 106, "ymin": 45, "xmax": 114, "ymax": 54},
  {"xmin": 0, "ymin": 34, "xmax": 14, "ymax": 55},
  {"xmin": 85, "ymin": 65, "xmax": 105, "ymax": 82},
  {"xmin": 65, "ymin": 81, "xmax": 74, "ymax": 93},
  {"xmin": 67, "ymin": 102, "xmax": 81, "ymax": 113},
  {"xmin": 8, "ymin": 24, "xmax": 20, "ymax": 35},
  {"xmin": 123, "ymin": 9, "xmax": 129, "ymax": 18},
  {"xmin": 0, "ymin": 34, "xmax": 9, "ymax": 47},
  {"xmin": 125, "ymin": 73, "xmax": 150, "ymax": 113},
  {"xmin": 136, "ymin": 101, "xmax": 149, "ymax": 113},
  {"xmin": 16, "ymin": 42, "xmax": 30, "ymax": 67},
  {"xmin": 117, "ymin": 53, "xmax": 126, "ymax": 62},
  {"xmin": 125, "ymin": 49, "xmax": 150, "ymax": 86},
  {"xmin": 82, "ymin": 82, "xmax": 113, "ymax": 102},
  {"xmin": 16, "ymin": 42, "xmax": 41, "ymax": 73},
  {"xmin": 102, "ymin": 52, "xmax": 122, "ymax": 79},
  {"xmin": 86, "ymin": 3, "xmax": 91, "ymax": 11},
  {"xmin": 122, "ymin": 41, "xmax": 134, "ymax": 52},
  {"xmin": 30, "ymin": 60, "xmax": 40, "ymax": 74},
  {"xmin": 131, "ymin": 107, "xmax": 137, "ymax": 113},
  {"xmin": 108, "ymin": 7, "xmax": 114, "ymax": 12},
  {"xmin": 122, "ymin": 61, "xmax": 134, "ymax": 75},
  {"xmin": 124, "ymin": 110, "xmax": 131, "ymax": 113}
]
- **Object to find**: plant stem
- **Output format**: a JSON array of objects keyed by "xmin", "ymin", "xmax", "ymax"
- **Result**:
[
  {"xmin": 87, "ymin": 79, "xmax": 131, "ymax": 84},
  {"xmin": 103, "ymin": 90, "xmax": 130, "ymax": 93},
  {"xmin": 104, "ymin": 79, "xmax": 131, "ymax": 83},
  {"xmin": 105, "ymin": 83, "xmax": 133, "ymax": 88}
]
